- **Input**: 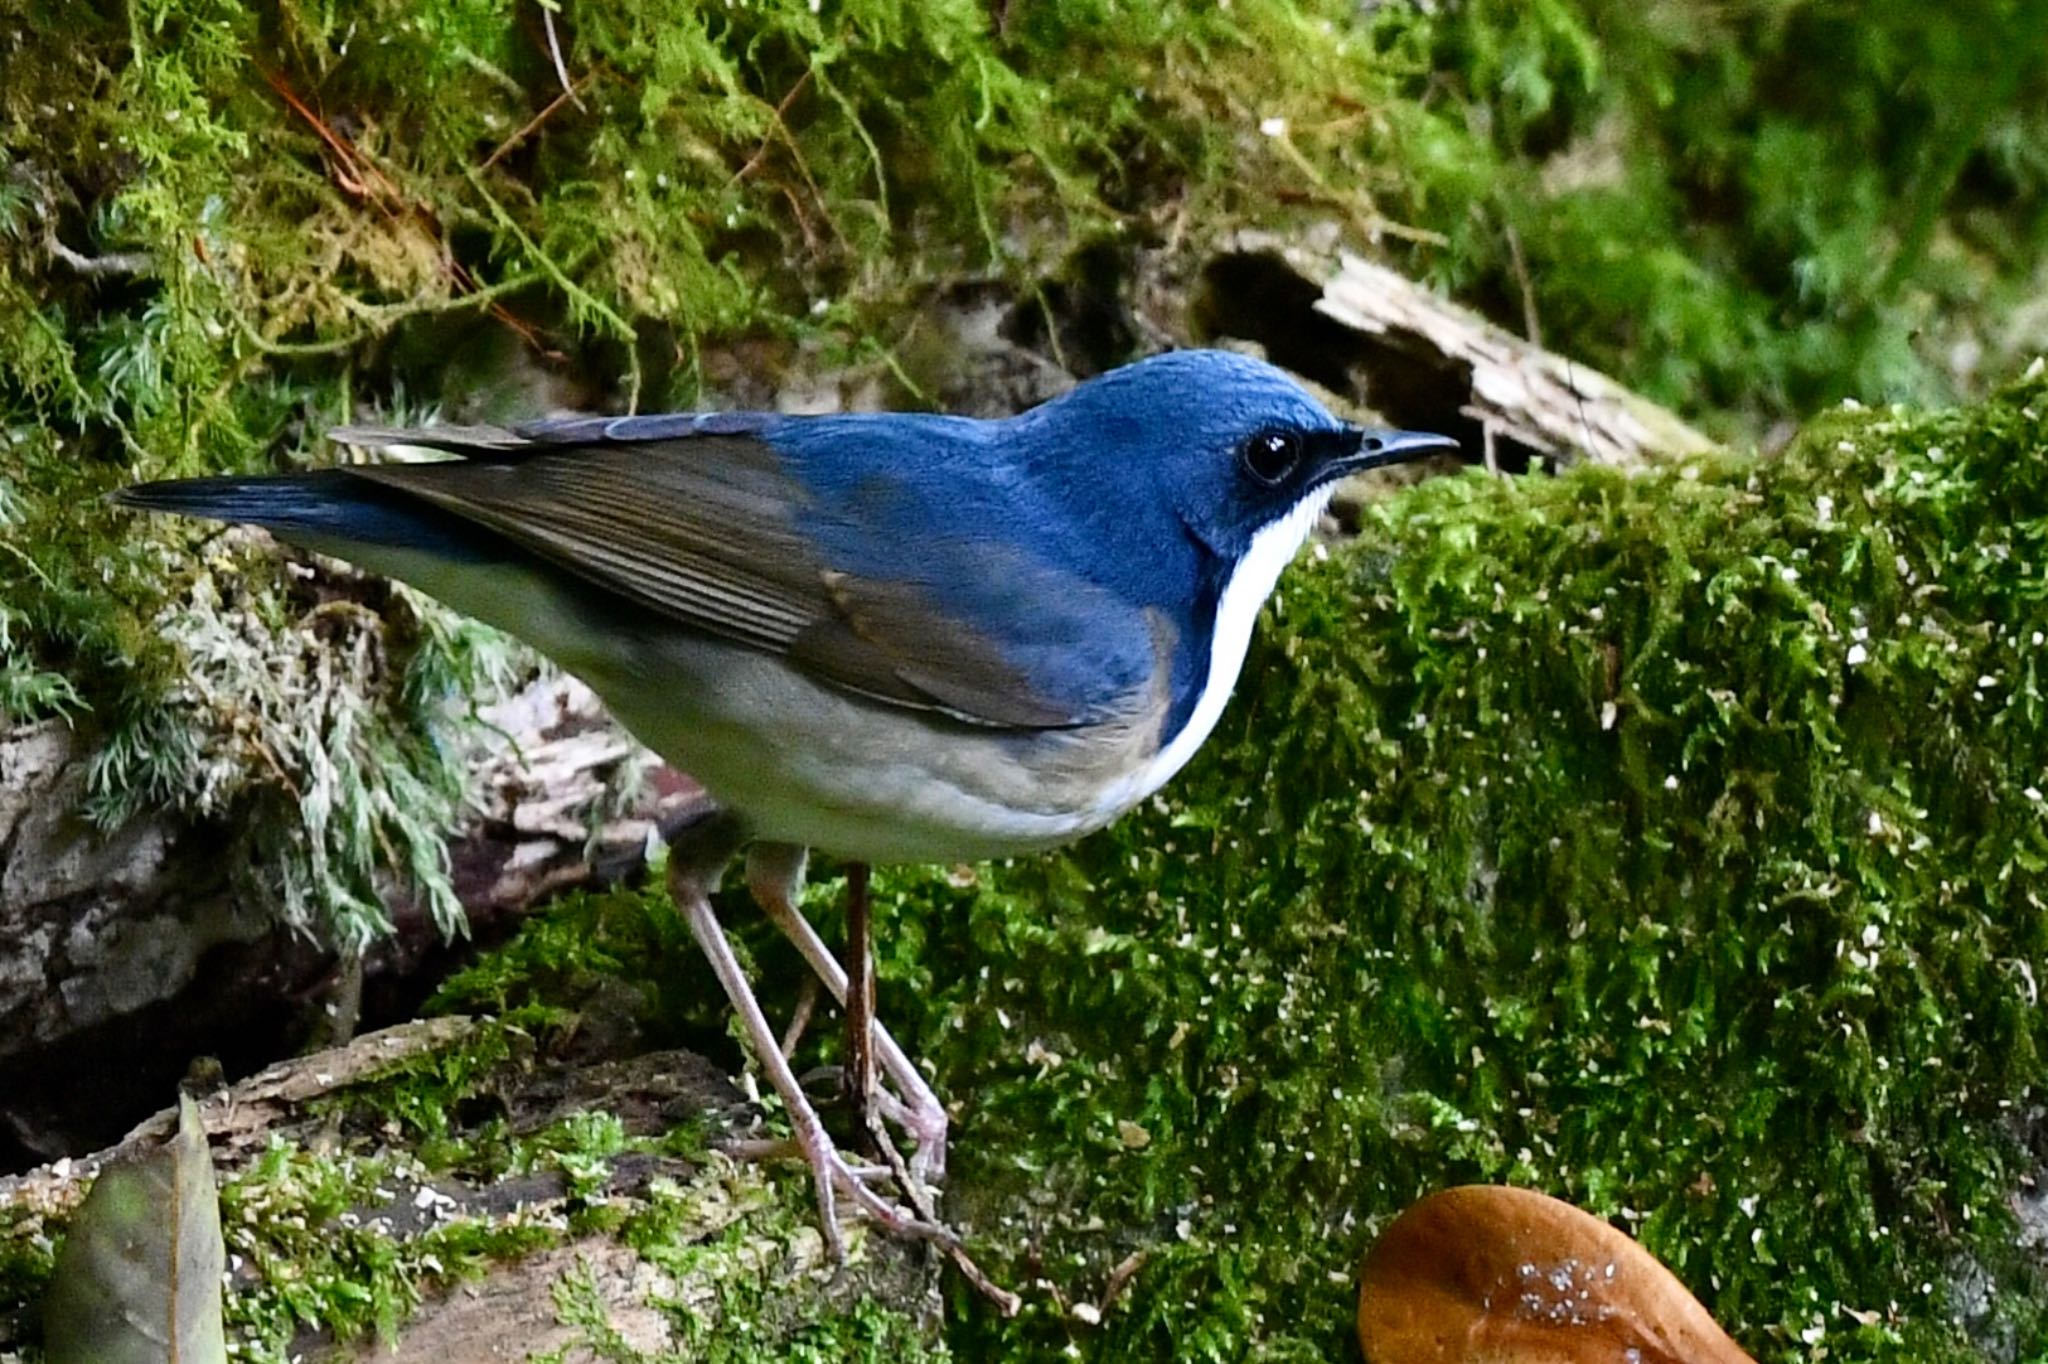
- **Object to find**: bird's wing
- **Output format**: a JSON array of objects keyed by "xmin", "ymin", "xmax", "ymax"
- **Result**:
[{"xmin": 335, "ymin": 423, "xmax": 1154, "ymax": 730}]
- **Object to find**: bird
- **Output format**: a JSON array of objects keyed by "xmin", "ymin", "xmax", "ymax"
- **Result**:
[{"xmin": 115, "ymin": 348, "xmax": 1458, "ymax": 1289}]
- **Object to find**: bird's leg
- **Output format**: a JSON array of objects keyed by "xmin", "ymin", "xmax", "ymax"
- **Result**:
[
  {"xmin": 745, "ymin": 842, "xmax": 1016, "ymax": 1315},
  {"xmin": 843, "ymin": 861, "xmax": 878, "ymax": 1152},
  {"xmin": 746, "ymin": 844, "xmax": 951, "ymax": 1183},
  {"xmin": 664, "ymin": 812, "xmax": 945, "ymax": 1260},
  {"xmin": 779, "ymin": 973, "xmax": 821, "ymax": 1060}
]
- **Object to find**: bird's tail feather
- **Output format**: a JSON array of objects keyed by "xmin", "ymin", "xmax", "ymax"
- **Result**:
[
  {"xmin": 114, "ymin": 470, "xmax": 358, "ymax": 530},
  {"xmin": 113, "ymin": 470, "xmax": 489, "ymax": 559}
]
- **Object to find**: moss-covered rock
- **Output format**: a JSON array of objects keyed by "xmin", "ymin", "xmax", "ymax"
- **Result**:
[{"xmin": 585, "ymin": 373, "xmax": 2048, "ymax": 1360}]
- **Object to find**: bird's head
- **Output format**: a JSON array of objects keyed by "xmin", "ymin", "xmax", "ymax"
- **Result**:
[{"xmin": 1017, "ymin": 349, "xmax": 1460, "ymax": 561}]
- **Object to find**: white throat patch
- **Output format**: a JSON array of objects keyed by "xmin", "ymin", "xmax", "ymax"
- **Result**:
[{"xmin": 1092, "ymin": 484, "xmax": 1337, "ymax": 817}]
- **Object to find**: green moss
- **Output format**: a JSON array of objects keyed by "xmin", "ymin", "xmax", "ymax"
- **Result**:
[
  {"xmin": 429, "ymin": 880, "xmax": 703, "ymax": 1028},
  {"xmin": 549, "ymin": 1243, "xmax": 945, "ymax": 1364},
  {"xmin": 329, "ymin": 1014, "xmax": 544, "ymax": 1167},
  {"xmin": 0, "ymin": 1205, "xmax": 57, "ymax": 1327},
  {"xmin": 219, "ymin": 1139, "xmax": 559, "ymax": 1352},
  {"xmin": 609, "ymin": 1174, "xmax": 946, "ymax": 1363},
  {"xmin": 1377, "ymin": 3, "xmax": 2048, "ymax": 426},
  {"xmin": 830, "ymin": 375, "xmax": 2047, "ymax": 1360}
]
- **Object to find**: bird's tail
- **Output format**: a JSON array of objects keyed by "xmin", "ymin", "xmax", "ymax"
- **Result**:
[
  {"xmin": 114, "ymin": 470, "xmax": 360, "ymax": 531},
  {"xmin": 113, "ymin": 470, "xmax": 482, "ymax": 558}
]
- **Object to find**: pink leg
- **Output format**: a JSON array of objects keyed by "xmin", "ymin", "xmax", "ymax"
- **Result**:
[
  {"xmin": 664, "ymin": 819, "xmax": 947, "ymax": 1259},
  {"xmin": 844, "ymin": 861, "xmax": 878, "ymax": 1146},
  {"xmin": 745, "ymin": 844, "xmax": 950, "ymax": 1182}
]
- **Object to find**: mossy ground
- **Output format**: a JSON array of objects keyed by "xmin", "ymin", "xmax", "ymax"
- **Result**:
[
  {"xmin": 4, "ymin": 370, "xmax": 2046, "ymax": 1358},
  {"xmin": 400, "ymin": 372, "xmax": 2048, "ymax": 1359},
  {"xmin": 0, "ymin": 1013, "xmax": 946, "ymax": 1361}
]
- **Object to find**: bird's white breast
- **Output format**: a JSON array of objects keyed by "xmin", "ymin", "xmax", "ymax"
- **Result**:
[{"xmin": 1085, "ymin": 484, "xmax": 1337, "ymax": 820}]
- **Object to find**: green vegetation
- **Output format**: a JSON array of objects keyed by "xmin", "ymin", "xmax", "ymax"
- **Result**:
[
  {"xmin": 6, "ymin": 0, "xmax": 2046, "ymax": 944},
  {"xmin": 1390, "ymin": 2, "xmax": 2048, "ymax": 422},
  {"xmin": 875, "ymin": 371, "xmax": 2048, "ymax": 1360},
  {"xmin": 5, "ymin": 2, "xmax": 2048, "ymax": 1354}
]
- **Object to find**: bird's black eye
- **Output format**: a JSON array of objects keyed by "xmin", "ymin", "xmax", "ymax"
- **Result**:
[{"xmin": 1240, "ymin": 428, "xmax": 1302, "ymax": 486}]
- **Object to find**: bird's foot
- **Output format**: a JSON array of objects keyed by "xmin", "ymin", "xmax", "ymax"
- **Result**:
[
  {"xmin": 667, "ymin": 830, "xmax": 1014, "ymax": 1312},
  {"xmin": 729, "ymin": 1120, "xmax": 1018, "ymax": 1314},
  {"xmin": 671, "ymin": 823, "xmax": 1015, "ymax": 1310},
  {"xmin": 792, "ymin": 1063, "xmax": 943, "ymax": 1174},
  {"xmin": 749, "ymin": 1069, "xmax": 948, "ymax": 1230}
]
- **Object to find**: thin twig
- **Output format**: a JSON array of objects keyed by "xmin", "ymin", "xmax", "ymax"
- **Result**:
[
  {"xmin": 239, "ymin": 270, "xmax": 545, "ymax": 357},
  {"xmin": 779, "ymin": 975, "xmax": 820, "ymax": 1060},
  {"xmin": 45, "ymin": 235, "xmax": 154, "ymax": 277},
  {"xmin": 263, "ymin": 67, "xmax": 401, "ymax": 204},
  {"xmin": 1097, "ymin": 1249, "xmax": 1149, "ymax": 1316},
  {"xmin": 461, "ymin": 166, "xmax": 635, "ymax": 343},
  {"xmin": 462, "ymin": 165, "xmax": 641, "ymax": 402},
  {"xmin": 479, "ymin": 67, "xmax": 599, "ymax": 173},
  {"xmin": 731, "ymin": 68, "xmax": 816, "ymax": 185},
  {"xmin": 1504, "ymin": 223, "xmax": 1542, "ymax": 348},
  {"xmin": 539, "ymin": 3, "xmax": 586, "ymax": 112}
]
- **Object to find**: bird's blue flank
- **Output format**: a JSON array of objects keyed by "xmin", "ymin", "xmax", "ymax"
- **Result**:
[{"xmin": 111, "ymin": 471, "xmax": 504, "ymax": 563}]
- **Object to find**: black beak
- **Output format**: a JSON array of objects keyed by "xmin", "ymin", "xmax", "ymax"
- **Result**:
[{"xmin": 1336, "ymin": 426, "xmax": 1463, "ymax": 473}]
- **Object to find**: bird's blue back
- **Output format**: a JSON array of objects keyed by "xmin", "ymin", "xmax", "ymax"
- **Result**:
[{"xmin": 740, "ymin": 351, "xmax": 1343, "ymax": 732}]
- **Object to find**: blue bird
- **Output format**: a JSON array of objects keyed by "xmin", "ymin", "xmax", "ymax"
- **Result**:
[{"xmin": 116, "ymin": 348, "xmax": 1456, "ymax": 1276}]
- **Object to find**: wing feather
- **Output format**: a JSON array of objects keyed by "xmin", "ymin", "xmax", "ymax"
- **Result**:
[{"xmin": 345, "ymin": 433, "xmax": 1114, "ymax": 728}]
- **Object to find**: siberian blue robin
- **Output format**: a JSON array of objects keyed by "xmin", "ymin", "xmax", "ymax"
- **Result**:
[{"xmin": 118, "ymin": 348, "xmax": 1457, "ymax": 1276}]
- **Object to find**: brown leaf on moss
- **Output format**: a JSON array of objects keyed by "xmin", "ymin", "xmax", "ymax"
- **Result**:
[{"xmin": 1356, "ymin": 1185, "xmax": 1754, "ymax": 1364}]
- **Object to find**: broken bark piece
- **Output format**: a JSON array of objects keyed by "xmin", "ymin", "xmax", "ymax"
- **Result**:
[
  {"xmin": 1317, "ymin": 255, "xmax": 1720, "ymax": 472},
  {"xmin": 1357, "ymin": 1185, "xmax": 1754, "ymax": 1364}
]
